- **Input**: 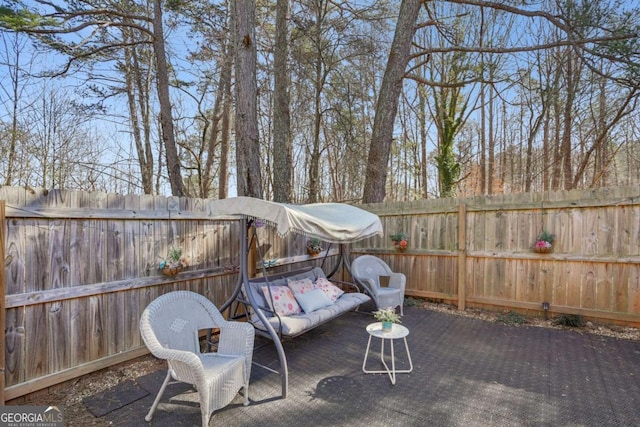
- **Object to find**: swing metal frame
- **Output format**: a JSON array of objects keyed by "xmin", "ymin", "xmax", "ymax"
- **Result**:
[{"xmin": 211, "ymin": 198, "xmax": 383, "ymax": 398}]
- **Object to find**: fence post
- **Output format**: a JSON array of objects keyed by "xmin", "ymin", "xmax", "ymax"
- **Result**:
[
  {"xmin": 457, "ymin": 202, "xmax": 466, "ymax": 311},
  {"xmin": 0, "ymin": 200, "xmax": 5, "ymax": 404}
]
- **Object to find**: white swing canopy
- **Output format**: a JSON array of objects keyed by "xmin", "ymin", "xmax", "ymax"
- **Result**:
[{"xmin": 209, "ymin": 196, "xmax": 383, "ymax": 243}]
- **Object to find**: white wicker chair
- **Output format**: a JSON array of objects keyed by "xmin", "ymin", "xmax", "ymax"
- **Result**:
[
  {"xmin": 139, "ymin": 291, "xmax": 255, "ymax": 427},
  {"xmin": 351, "ymin": 255, "xmax": 406, "ymax": 315}
]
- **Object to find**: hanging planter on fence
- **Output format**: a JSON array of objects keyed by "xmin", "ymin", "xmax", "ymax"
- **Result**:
[
  {"xmin": 161, "ymin": 265, "xmax": 183, "ymax": 276},
  {"xmin": 533, "ymin": 231, "xmax": 554, "ymax": 254},
  {"xmin": 533, "ymin": 245, "xmax": 553, "ymax": 254},
  {"xmin": 306, "ymin": 238, "xmax": 323, "ymax": 256},
  {"xmin": 159, "ymin": 246, "xmax": 188, "ymax": 276},
  {"xmin": 389, "ymin": 232, "xmax": 408, "ymax": 251}
]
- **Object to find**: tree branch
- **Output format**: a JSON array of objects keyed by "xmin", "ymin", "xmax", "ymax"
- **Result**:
[{"xmin": 411, "ymin": 33, "xmax": 636, "ymax": 56}]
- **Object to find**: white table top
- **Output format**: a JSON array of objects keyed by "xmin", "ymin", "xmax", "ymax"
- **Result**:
[{"xmin": 366, "ymin": 322, "xmax": 409, "ymax": 339}]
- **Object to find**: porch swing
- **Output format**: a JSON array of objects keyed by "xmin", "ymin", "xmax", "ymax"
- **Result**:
[{"xmin": 211, "ymin": 197, "xmax": 383, "ymax": 398}]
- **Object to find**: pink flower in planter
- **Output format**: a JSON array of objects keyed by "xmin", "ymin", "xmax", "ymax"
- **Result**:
[{"xmin": 535, "ymin": 240, "xmax": 551, "ymax": 249}]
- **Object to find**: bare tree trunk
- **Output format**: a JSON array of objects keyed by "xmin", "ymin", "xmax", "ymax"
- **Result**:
[
  {"xmin": 233, "ymin": 0, "xmax": 262, "ymax": 198},
  {"xmin": 122, "ymin": 25, "xmax": 154, "ymax": 195},
  {"xmin": 595, "ymin": 75, "xmax": 607, "ymax": 186},
  {"xmin": 500, "ymin": 100, "xmax": 507, "ymax": 191},
  {"xmin": 551, "ymin": 85, "xmax": 562, "ymax": 190},
  {"xmin": 523, "ymin": 104, "xmax": 534, "ymax": 193},
  {"xmin": 362, "ymin": 0, "xmax": 421, "ymax": 203},
  {"xmin": 478, "ymin": 6, "xmax": 486, "ymax": 195},
  {"xmin": 155, "ymin": 114, "xmax": 163, "ymax": 194},
  {"xmin": 272, "ymin": 0, "xmax": 292, "ymax": 203},
  {"xmin": 153, "ymin": 0, "xmax": 185, "ymax": 196},
  {"xmin": 307, "ymin": 1, "xmax": 329, "ymax": 204},
  {"xmin": 4, "ymin": 35, "xmax": 21, "ymax": 186},
  {"xmin": 547, "ymin": 51, "xmax": 563, "ymax": 191},
  {"xmin": 202, "ymin": 27, "xmax": 233, "ymax": 199},
  {"xmin": 542, "ymin": 114, "xmax": 550, "ymax": 191},
  {"xmin": 487, "ymin": 79, "xmax": 495, "ymax": 194},
  {"xmin": 524, "ymin": 95, "xmax": 546, "ymax": 193},
  {"xmin": 218, "ymin": 56, "xmax": 232, "ymax": 200},
  {"xmin": 309, "ymin": 52, "xmax": 323, "ymax": 203},
  {"xmin": 561, "ymin": 53, "xmax": 575, "ymax": 190},
  {"xmin": 479, "ymin": 85, "xmax": 487, "ymax": 194},
  {"xmin": 418, "ymin": 84, "xmax": 428, "ymax": 198}
]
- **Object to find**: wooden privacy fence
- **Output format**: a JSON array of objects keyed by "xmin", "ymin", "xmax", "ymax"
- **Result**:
[
  {"xmin": 352, "ymin": 186, "xmax": 640, "ymax": 327},
  {"xmin": 2, "ymin": 186, "xmax": 640, "ymax": 402},
  {"xmin": 0, "ymin": 188, "xmax": 246, "ymax": 402}
]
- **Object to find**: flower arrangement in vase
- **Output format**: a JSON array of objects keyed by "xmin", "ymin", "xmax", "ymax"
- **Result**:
[
  {"xmin": 373, "ymin": 307, "xmax": 401, "ymax": 331},
  {"xmin": 159, "ymin": 246, "xmax": 188, "ymax": 276},
  {"xmin": 533, "ymin": 230, "xmax": 554, "ymax": 254},
  {"xmin": 389, "ymin": 232, "xmax": 408, "ymax": 251},
  {"xmin": 306, "ymin": 237, "xmax": 323, "ymax": 256}
]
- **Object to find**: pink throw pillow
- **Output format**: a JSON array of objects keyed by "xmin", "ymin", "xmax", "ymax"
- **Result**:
[
  {"xmin": 261, "ymin": 285, "xmax": 302, "ymax": 316},
  {"xmin": 314, "ymin": 277, "xmax": 345, "ymax": 302},
  {"xmin": 287, "ymin": 278, "xmax": 316, "ymax": 295}
]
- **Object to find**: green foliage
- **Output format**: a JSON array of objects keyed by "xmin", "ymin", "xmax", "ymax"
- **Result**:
[
  {"xmin": 432, "ymin": 55, "xmax": 468, "ymax": 198},
  {"xmin": 537, "ymin": 230, "xmax": 555, "ymax": 244},
  {"xmin": 435, "ymin": 141, "xmax": 461, "ymax": 198},
  {"xmin": 167, "ymin": 246, "xmax": 183, "ymax": 262},
  {"xmin": 0, "ymin": 6, "xmax": 60, "ymax": 30},
  {"xmin": 554, "ymin": 314, "xmax": 584, "ymax": 327},
  {"xmin": 389, "ymin": 231, "xmax": 407, "ymax": 242},
  {"xmin": 306, "ymin": 237, "xmax": 322, "ymax": 252},
  {"xmin": 373, "ymin": 307, "xmax": 401, "ymax": 323},
  {"xmin": 496, "ymin": 311, "xmax": 527, "ymax": 325},
  {"xmin": 558, "ymin": 0, "xmax": 640, "ymax": 84},
  {"xmin": 404, "ymin": 296, "xmax": 423, "ymax": 307}
]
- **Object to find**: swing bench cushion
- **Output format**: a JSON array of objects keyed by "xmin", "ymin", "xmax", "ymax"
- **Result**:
[{"xmin": 245, "ymin": 267, "xmax": 370, "ymax": 337}]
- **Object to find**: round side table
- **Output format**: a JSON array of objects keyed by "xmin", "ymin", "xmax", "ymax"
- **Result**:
[{"xmin": 362, "ymin": 322, "xmax": 413, "ymax": 385}]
